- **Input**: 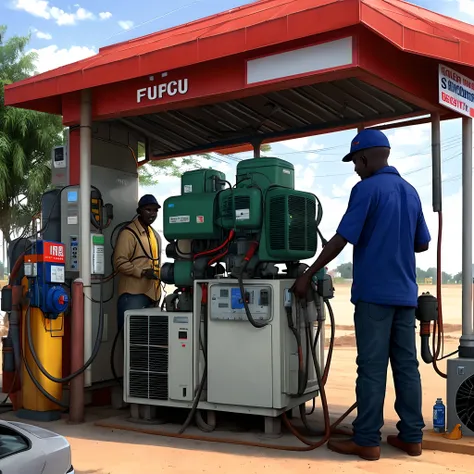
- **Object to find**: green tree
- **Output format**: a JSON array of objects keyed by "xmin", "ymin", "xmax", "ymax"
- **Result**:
[
  {"xmin": 336, "ymin": 262, "xmax": 353, "ymax": 279},
  {"xmin": 0, "ymin": 26, "xmax": 63, "ymax": 243},
  {"xmin": 139, "ymin": 143, "xmax": 272, "ymax": 186}
]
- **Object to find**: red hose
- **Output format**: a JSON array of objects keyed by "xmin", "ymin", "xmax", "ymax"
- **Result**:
[
  {"xmin": 194, "ymin": 230, "xmax": 235, "ymax": 260},
  {"xmin": 9, "ymin": 253, "xmax": 25, "ymax": 284},
  {"xmin": 208, "ymin": 251, "xmax": 228, "ymax": 266},
  {"xmin": 432, "ymin": 210, "xmax": 447, "ymax": 378}
]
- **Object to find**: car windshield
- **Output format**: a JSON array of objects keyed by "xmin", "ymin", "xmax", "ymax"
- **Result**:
[{"xmin": 0, "ymin": 426, "xmax": 29, "ymax": 460}]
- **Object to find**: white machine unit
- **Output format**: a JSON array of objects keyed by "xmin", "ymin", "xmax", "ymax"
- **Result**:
[
  {"xmin": 123, "ymin": 279, "xmax": 324, "ymax": 418},
  {"xmin": 447, "ymin": 358, "xmax": 474, "ymax": 436}
]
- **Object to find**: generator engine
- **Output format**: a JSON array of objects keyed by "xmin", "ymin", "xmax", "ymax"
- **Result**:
[
  {"xmin": 161, "ymin": 157, "xmax": 320, "ymax": 294},
  {"xmin": 124, "ymin": 156, "xmax": 330, "ymax": 429}
]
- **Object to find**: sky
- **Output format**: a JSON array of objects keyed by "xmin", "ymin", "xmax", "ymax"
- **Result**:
[{"xmin": 2, "ymin": 0, "xmax": 474, "ymax": 274}]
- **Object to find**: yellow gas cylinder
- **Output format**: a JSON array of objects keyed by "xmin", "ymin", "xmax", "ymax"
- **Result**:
[{"xmin": 19, "ymin": 277, "xmax": 64, "ymax": 422}]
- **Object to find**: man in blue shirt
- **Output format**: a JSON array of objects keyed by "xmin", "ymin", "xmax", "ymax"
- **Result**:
[{"xmin": 293, "ymin": 129, "xmax": 430, "ymax": 461}]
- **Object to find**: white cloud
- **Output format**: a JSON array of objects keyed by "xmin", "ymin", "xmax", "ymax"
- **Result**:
[
  {"xmin": 99, "ymin": 11, "xmax": 112, "ymax": 20},
  {"xmin": 30, "ymin": 28, "xmax": 52, "ymax": 40},
  {"xmin": 30, "ymin": 44, "xmax": 96, "ymax": 74},
  {"xmin": 35, "ymin": 30, "xmax": 52, "ymax": 40},
  {"xmin": 118, "ymin": 20, "xmax": 134, "ymax": 30},
  {"xmin": 14, "ymin": 0, "xmax": 97, "ymax": 25},
  {"xmin": 385, "ymin": 123, "xmax": 430, "ymax": 146},
  {"xmin": 283, "ymin": 136, "xmax": 313, "ymax": 152},
  {"xmin": 458, "ymin": 0, "xmax": 474, "ymax": 16}
]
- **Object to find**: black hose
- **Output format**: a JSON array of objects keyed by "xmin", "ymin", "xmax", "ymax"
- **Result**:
[
  {"xmin": 196, "ymin": 409, "xmax": 216, "ymax": 432},
  {"xmin": 237, "ymin": 273, "xmax": 268, "ymax": 329},
  {"xmin": 304, "ymin": 305, "xmax": 330, "ymax": 433},
  {"xmin": 179, "ymin": 366, "xmax": 208, "ymax": 434},
  {"xmin": 179, "ymin": 298, "xmax": 211, "ymax": 434},
  {"xmin": 420, "ymin": 334, "xmax": 434, "ymax": 364},
  {"xmin": 25, "ymin": 277, "xmax": 105, "ymax": 383},
  {"xmin": 110, "ymin": 326, "xmax": 124, "ymax": 386},
  {"xmin": 20, "ymin": 345, "xmax": 68, "ymax": 410}
]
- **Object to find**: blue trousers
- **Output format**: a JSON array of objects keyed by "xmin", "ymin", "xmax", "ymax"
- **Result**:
[
  {"xmin": 352, "ymin": 301, "xmax": 425, "ymax": 447},
  {"xmin": 117, "ymin": 293, "xmax": 155, "ymax": 332}
]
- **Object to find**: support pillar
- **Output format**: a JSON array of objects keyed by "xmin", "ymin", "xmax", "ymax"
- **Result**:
[
  {"xmin": 251, "ymin": 138, "xmax": 262, "ymax": 158},
  {"xmin": 69, "ymin": 279, "xmax": 85, "ymax": 423},
  {"xmin": 459, "ymin": 117, "xmax": 474, "ymax": 357},
  {"xmin": 80, "ymin": 89, "xmax": 93, "ymax": 385},
  {"xmin": 431, "ymin": 113, "xmax": 442, "ymax": 213},
  {"xmin": 264, "ymin": 416, "xmax": 281, "ymax": 436}
]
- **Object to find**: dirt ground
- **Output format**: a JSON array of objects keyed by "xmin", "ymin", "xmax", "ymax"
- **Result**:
[{"xmin": 1, "ymin": 283, "xmax": 472, "ymax": 473}]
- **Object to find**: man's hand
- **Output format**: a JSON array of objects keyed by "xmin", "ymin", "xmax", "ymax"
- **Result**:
[
  {"xmin": 291, "ymin": 272, "xmax": 312, "ymax": 300},
  {"xmin": 142, "ymin": 268, "xmax": 159, "ymax": 280}
]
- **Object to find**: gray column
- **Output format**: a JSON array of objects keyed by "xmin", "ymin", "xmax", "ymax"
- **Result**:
[{"xmin": 80, "ymin": 89, "xmax": 93, "ymax": 385}]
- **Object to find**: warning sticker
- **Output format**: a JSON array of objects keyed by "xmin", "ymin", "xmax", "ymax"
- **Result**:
[
  {"xmin": 196, "ymin": 215, "xmax": 205, "ymax": 224},
  {"xmin": 169, "ymin": 215, "xmax": 190, "ymax": 224},
  {"xmin": 236, "ymin": 209, "xmax": 250, "ymax": 221}
]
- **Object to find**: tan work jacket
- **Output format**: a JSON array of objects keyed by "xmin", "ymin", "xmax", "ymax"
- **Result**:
[{"xmin": 113, "ymin": 218, "xmax": 162, "ymax": 302}]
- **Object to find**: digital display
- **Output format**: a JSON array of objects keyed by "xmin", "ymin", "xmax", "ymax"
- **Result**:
[
  {"xmin": 67, "ymin": 191, "xmax": 78, "ymax": 202},
  {"xmin": 54, "ymin": 147, "xmax": 65, "ymax": 162}
]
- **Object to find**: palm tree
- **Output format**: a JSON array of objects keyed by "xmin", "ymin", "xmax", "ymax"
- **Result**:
[{"xmin": 0, "ymin": 26, "xmax": 63, "ymax": 244}]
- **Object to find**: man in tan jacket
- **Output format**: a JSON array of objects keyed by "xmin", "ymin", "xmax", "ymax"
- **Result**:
[{"xmin": 114, "ymin": 194, "xmax": 162, "ymax": 332}]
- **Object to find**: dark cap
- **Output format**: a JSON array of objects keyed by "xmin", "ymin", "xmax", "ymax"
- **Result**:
[
  {"xmin": 138, "ymin": 194, "xmax": 161, "ymax": 209},
  {"xmin": 342, "ymin": 129, "xmax": 391, "ymax": 163}
]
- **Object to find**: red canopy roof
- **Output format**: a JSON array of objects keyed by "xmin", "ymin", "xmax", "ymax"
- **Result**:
[{"xmin": 5, "ymin": 0, "xmax": 474, "ymax": 110}]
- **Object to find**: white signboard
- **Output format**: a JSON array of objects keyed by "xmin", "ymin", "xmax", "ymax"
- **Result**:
[{"xmin": 439, "ymin": 64, "xmax": 474, "ymax": 118}]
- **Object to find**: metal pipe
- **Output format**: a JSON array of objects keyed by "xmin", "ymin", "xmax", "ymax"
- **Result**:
[
  {"xmin": 80, "ymin": 89, "xmax": 93, "ymax": 386},
  {"xmin": 431, "ymin": 113, "xmax": 442, "ymax": 213},
  {"xmin": 319, "ymin": 298, "xmax": 325, "ymax": 376},
  {"xmin": 69, "ymin": 279, "xmax": 85, "ymax": 423},
  {"xmin": 461, "ymin": 117, "xmax": 473, "ymax": 339},
  {"xmin": 251, "ymin": 139, "xmax": 262, "ymax": 158},
  {"xmin": 370, "ymin": 116, "xmax": 432, "ymax": 132},
  {"xmin": 10, "ymin": 285, "xmax": 22, "ymax": 377}
]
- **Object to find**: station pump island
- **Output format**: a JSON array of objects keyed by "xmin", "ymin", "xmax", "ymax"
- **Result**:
[
  {"xmin": 2, "ymin": 143, "xmax": 341, "ymax": 441},
  {"xmin": 3, "ymin": 0, "xmax": 474, "ymax": 451}
]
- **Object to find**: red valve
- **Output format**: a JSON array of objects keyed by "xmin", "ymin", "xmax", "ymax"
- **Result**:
[{"xmin": 58, "ymin": 295, "xmax": 65, "ymax": 305}]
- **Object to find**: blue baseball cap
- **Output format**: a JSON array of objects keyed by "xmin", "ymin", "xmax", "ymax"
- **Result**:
[
  {"xmin": 138, "ymin": 194, "xmax": 161, "ymax": 209},
  {"xmin": 342, "ymin": 129, "xmax": 391, "ymax": 162}
]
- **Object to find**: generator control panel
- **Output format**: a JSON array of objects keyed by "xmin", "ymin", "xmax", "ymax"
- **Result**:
[{"xmin": 209, "ymin": 284, "xmax": 272, "ymax": 322}]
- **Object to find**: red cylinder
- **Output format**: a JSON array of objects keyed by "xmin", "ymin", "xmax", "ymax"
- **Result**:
[{"xmin": 69, "ymin": 279, "xmax": 85, "ymax": 423}]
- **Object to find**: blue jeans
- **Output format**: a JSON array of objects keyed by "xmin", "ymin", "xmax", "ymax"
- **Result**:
[
  {"xmin": 352, "ymin": 301, "xmax": 425, "ymax": 447},
  {"xmin": 117, "ymin": 293, "xmax": 155, "ymax": 332}
]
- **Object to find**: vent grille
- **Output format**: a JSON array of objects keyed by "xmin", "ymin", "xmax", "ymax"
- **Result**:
[
  {"xmin": 235, "ymin": 195, "xmax": 250, "ymax": 211},
  {"xmin": 269, "ymin": 195, "xmax": 286, "ymax": 250},
  {"xmin": 288, "ymin": 195, "xmax": 306, "ymax": 251},
  {"xmin": 269, "ymin": 193, "xmax": 317, "ymax": 254},
  {"xmin": 221, "ymin": 196, "xmax": 233, "ymax": 221},
  {"xmin": 221, "ymin": 195, "xmax": 251, "ymax": 222},
  {"xmin": 128, "ymin": 314, "xmax": 168, "ymax": 401},
  {"xmin": 306, "ymin": 198, "xmax": 317, "ymax": 251}
]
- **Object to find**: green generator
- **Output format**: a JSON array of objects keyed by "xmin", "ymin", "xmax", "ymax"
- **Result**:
[{"xmin": 162, "ymin": 157, "xmax": 321, "ymax": 286}]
